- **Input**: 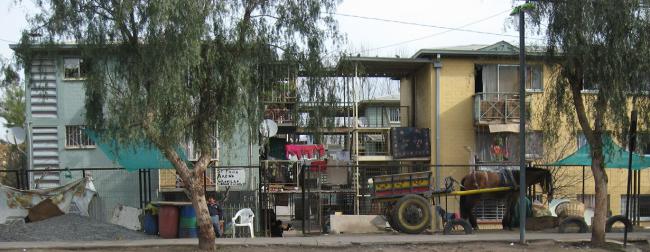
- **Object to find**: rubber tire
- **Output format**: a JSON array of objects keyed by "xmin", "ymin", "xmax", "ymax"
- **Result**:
[
  {"xmin": 392, "ymin": 194, "xmax": 431, "ymax": 234},
  {"xmin": 605, "ymin": 215, "xmax": 633, "ymax": 233},
  {"xmin": 558, "ymin": 216, "xmax": 589, "ymax": 233},
  {"xmin": 443, "ymin": 219, "xmax": 473, "ymax": 235}
]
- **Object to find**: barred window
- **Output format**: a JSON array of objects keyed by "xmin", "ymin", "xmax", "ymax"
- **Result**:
[
  {"xmin": 473, "ymin": 198, "xmax": 506, "ymax": 221},
  {"xmin": 65, "ymin": 125, "xmax": 95, "ymax": 148},
  {"xmin": 63, "ymin": 58, "xmax": 88, "ymax": 79}
]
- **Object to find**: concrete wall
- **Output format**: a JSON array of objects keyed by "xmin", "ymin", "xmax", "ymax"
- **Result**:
[{"xmin": 329, "ymin": 214, "xmax": 387, "ymax": 234}]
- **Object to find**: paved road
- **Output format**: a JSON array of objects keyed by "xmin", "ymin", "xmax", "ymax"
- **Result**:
[{"xmin": 0, "ymin": 232, "xmax": 648, "ymax": 250}]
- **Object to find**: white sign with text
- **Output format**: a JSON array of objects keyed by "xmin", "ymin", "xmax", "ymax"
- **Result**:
[{"xmin": 217, "ymin": 169, "xmax": 246, "ymax": 186}]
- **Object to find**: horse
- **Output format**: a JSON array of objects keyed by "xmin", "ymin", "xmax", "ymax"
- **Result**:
[{"xmin": 458, "ymin": 166, "xmax": 553, "ymax": 230}]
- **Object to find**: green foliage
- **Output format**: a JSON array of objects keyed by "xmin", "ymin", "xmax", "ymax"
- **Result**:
[
  {"xmin": 0, "ymin": 60, "xmax": 25, "ymax": 128},
  {"xmin": 530, "ymin": 0, "xmax": 650, "ymax": 149},
  {"xmin": 21, "ymin": 0, "xmax": 341, "ymax": 154},
  {"xmin": 0, "ymin": 85, "xmax": 25, "ymax": 128}
]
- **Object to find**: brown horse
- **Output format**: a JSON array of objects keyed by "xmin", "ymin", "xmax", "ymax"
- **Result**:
[{"xmin": 459, "ymin": 167, "xmax": 553, "ymax": 230}]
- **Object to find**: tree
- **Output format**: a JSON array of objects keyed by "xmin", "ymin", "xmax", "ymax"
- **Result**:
[
  {"xmin": 21, "ymin": 1, "xmax": 340, "ymax": 250},
  {"xmin": 531, "ymin": 0, "xmax": 650, "ymax": 245},
  {"xmin": 0, "ymin": 59, "xmax": 26, "ymax": 188}
]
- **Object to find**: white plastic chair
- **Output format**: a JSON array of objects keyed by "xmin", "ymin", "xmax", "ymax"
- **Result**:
[{"xmin": 232, "ymin": 208, "xmax": 255, "ymax": 238}]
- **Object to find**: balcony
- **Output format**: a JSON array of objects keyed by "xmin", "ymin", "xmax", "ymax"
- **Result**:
[
  {"xmin": 358, "ymin": 106, "xmax": 409, "ymax": 128},
  {"xmin": 355, "ymin": 127, "xmax": 430, "ymax": 162},
  {"xmin": 474, "ymin": 92, "xmax": 529, "ymax": 125}
]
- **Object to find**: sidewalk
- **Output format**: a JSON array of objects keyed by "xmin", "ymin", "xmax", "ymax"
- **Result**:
[{"xmin": 0, "ymin": 232, "xmax": 648, "ymax": 250}]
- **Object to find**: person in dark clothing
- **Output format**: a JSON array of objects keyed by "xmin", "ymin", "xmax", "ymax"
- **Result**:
[
  {"xmin": 207, "ymin": 196, "xmax": 223, "ymax": 237},
  {"xmin": 270, "ymin": 220, "xmax": 284, "ymax": 237}
]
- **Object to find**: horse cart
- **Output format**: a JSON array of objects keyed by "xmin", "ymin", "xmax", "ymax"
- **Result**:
[{"xmin": 372, "ymin": 171, "xmax": 512, "ymax": 235}]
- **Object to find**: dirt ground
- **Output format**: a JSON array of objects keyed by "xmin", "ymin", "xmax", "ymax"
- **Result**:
[{"xmin": 5, "ymin": 241, "xmax": 646, "ymax": 252}]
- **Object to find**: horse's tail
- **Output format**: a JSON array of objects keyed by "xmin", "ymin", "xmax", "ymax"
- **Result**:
[{"xmin": 460, "ymin": 177, "xmax": 466, "ymax": 191}]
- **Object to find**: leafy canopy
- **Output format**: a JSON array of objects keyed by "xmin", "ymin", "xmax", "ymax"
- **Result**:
[
  {"xmin": 22, "ymin": 0, "xmax": 341, "ymax": 152},
  {"xmin": 530, "ymin": 0, "xmax": 650, "ymax": 147}
]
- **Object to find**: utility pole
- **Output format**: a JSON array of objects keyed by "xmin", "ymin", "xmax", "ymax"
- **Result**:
[
  {"xmin": 518, "ymin": 8, "xmax": 527, "ymax": 244},
  {"xmin": 511, "ymin": 1, "xmax": 533, "ymax": 244}
]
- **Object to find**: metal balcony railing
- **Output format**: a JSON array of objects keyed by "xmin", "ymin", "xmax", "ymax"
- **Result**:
[{"xmin": 357, "ymin": 129, "xmax": 391, "ymax": 156}]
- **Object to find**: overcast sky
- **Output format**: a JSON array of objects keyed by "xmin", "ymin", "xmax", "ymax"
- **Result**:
[{"xmin": 0, "ymin": 0, "xmax": 538, "ymax": 139}]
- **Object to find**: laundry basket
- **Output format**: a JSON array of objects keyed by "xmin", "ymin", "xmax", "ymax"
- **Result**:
[{"xmin": 556, "ymin": 200, "xmax": 585, "ymax": 218}]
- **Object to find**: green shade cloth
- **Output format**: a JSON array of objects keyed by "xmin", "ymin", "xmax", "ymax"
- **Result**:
[
  {"xmin": 86, "ymin": 130, "xmax": 187, "ymax": 171},
  {"xmin": 550, "ymin": 135, "xmax": 650, "ymax": 170}
]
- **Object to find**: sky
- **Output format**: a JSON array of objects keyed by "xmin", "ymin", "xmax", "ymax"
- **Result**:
[{"xmin": 0, "ymin": 0, "xmax": 539, "ymax": 140}]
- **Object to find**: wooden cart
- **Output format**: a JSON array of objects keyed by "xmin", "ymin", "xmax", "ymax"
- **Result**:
[{"xmin": 372, "ymin": 171, "xmax": 512, "ymax": 234}]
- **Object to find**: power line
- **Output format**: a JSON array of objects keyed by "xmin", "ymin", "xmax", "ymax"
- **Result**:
[
  {"xmin": 352, "ymin": 9, "xmax": 515, "ymax": 55},
  {"xmin": 331, "ymin": 12, "xmax": 544, "ymax": 41},
  {"xmin": 0, "ymin": 38, "xmax": 17, "ymax": 44}
]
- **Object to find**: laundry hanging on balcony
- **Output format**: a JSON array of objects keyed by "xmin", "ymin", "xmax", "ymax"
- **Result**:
[{"xmin": 285, "ymin": 144, "xmax": 326, "ymax": 161}]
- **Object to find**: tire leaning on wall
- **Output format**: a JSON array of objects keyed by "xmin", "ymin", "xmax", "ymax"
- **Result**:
[
  {"xmin": 605, "ymin": 215, "xmax": 633, "ymax": 233},
  {"xmin": 558, "ymin": 216, "xmax": 589, "ymax": 233},
  {"xmin": 391, "ymin": 194, "xmax": 431, "ymax": 234}
]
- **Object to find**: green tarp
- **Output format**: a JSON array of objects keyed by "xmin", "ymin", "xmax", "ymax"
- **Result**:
[
  {"xmin": 86, "ymin": 130, "xmax": 187, "ymax": 171},
  {"xmin": 550, "ymin": 135, "xmax": 650, "ymax": 170}
]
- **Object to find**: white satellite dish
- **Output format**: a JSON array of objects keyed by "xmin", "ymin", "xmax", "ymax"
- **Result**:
[
  {"xmin": 6, "ymin": 127, "xmax": 25, "ymax": 145},
  {"xmin": 259, "ymin": 119, "xmax": 278, "ymax": 138}
]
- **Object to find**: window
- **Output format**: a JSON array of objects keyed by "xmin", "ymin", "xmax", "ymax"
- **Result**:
[
  {"xmin": 636, "ymin": 133, "xmax": 650, "ymax": 156},
  {"xmin": 526, "ymin": 131, "xmax": 544, "ymax": 159},
  {"xmin": 473, "ymin": 198, "xmax": 506, "ymax": 221},
  {"xmin": 577, "ymin": 194, "xmax": 610, "ymax": 210},
  {"xmin": 478, "ymin": 64, "xmax": 543, "ymax": 98},
  {"xmin": 387, "ymin": 107, "xmax": 400, "ymax": 123},
  {"xmin": 65, "ymin": 125, "xmax": 95, "ymax": 148},
  {"xmin": 577, "ymin": 132, "xmax": 588, "ymax": 148},
  {"xmin": 476, "ymin": 131, "xmax": 543, "ymax": 162},
  {"xmin": 63, "ymin": 58, "xmax": 88, "ymax": 79},
  {"xmin": 582, "ymin": 77, "xmax": 600, "ymax": 92},
  {"xmin": 527, "ymin": 65, "xmax": 543, "ymax": 90},
  {"xmin": 621, "ymin": 195, "xmax": 650, "ymax": 220}
]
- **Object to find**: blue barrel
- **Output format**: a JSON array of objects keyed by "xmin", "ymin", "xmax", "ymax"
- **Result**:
[
  {"xmin": 143, "ymin": 213, "xmax": 158, "ymax": 235},
  {"xmin": 178, "ymin": 205, "xmax": 198, "ymax": 238}
]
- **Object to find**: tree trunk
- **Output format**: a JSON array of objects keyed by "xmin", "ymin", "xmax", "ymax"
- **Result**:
[
  {"xmin": 590, "ymin": 150, "xmax": 608, "ymax": 246},
  {"xmin": 188, "ymin": 178, "xmax": 216, "ymax": 251},
  {"xmin": 156, "ymin": 142, "xmax": 216, "ymax": 251}
]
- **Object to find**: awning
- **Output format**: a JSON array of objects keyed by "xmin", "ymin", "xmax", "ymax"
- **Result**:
[
  {"xmin": 86, "ymin": 130, "xmax": 187, "ymax": 171},
  {"xmin": 548, "ymin": 135, "xmax": 650, "ymax": 170},
  {"xmin": 489, "ymin": 124, "xmax": 519, "ymax": 133}
]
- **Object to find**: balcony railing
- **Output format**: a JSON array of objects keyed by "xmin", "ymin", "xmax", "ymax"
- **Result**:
[
  {"xmin": 474, "ymin": 92, "xmax": 529, "ymax": 124},
  {"xmin": 358, "ymin": 129, "xmax": 391, "ymax": 156}
]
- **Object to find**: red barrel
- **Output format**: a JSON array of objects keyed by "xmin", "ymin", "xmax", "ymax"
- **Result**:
[{"xmin": 158, "ymin": 206, "xmax": 179, "ymax": 238}]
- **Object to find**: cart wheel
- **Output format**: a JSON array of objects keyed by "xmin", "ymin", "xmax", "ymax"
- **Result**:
[
  {"xmin": 558, "ymin": 216, "xmax": 589, "ymax": 233},
  {"xmin": 443, "ymin": 219, "xmax": 473, "ymax": 235},
  {"xmin": 605, "ymin": 215, "xmax": 633, "ymax": 233},
  {"xmin": 392, "ymin": 194, "xmax": 431, "ymax": 234}
]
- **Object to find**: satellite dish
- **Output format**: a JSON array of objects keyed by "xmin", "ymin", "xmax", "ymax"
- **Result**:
[
  {"xmin": 259, "ymin": 119, "xmax": 278, "ymax": 138},
  {"xmin": 6, "ymin": 127, "xmax": 25, "ymax": 145}
]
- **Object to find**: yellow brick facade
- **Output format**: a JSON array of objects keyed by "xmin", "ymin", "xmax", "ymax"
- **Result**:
[{"xmin": 398, "ymin": 47, "xmax": 648, "ymax": 220}]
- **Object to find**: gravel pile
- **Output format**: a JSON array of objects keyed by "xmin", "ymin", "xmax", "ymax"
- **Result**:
[{"xmin": 0, "ymin": 214, "xmax": 156, "ymax": 242}]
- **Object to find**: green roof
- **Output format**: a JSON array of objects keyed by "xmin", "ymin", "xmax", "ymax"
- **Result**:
[{"xmin": 550, "ymin": 135, "xmax": 650, "ymax": 170}]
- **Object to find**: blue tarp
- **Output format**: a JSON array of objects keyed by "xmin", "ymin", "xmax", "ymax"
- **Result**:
[
  {"xmin": 550, "ymin": 135, "xmax": 650, "ymax": 170},
  {"xmin": 86, "ymin": 130, "xmax": 187, "ymax": 171}
]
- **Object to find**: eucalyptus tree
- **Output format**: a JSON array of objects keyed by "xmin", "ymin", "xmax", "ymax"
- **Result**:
[
  {"xmin": 530, "ymin": 0, "xmax": 650, "ymax": 245},
  {"xmin": 20, "ymin": 1, "xmax": 340, "ymax": 250}
]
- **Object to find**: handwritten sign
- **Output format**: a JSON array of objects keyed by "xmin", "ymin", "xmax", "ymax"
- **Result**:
[{"xmin": 217, "ymin": 169, "xmax": 246, "ymax": 186}]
